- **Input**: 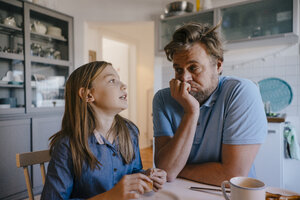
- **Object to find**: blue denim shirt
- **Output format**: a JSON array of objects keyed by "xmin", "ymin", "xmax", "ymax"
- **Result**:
[{"xmin": 41, "ymin": 123, "xmax": 143, "ymax": 200}]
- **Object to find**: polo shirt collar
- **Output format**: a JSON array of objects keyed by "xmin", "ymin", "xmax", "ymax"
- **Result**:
[{"xmin": 201, "ymin": 76, "xmax": 222, "ymax": 108}]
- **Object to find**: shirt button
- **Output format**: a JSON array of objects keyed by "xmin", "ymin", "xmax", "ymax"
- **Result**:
[
  {"xmin": 197, "ymin": 122, "xmax": 200, "ymax": 126},
  {"xmin": 113, "ymin": 152, "xmax": 116, "ymax": 156},
  {"xmin": 114, "ymin": 168, "xmax": 117, "ymax": 172}
]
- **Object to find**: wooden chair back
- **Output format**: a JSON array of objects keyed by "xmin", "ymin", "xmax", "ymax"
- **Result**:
[{"xmin": 16, "ymin": 150, "xmax": 51, "ymax": 200}]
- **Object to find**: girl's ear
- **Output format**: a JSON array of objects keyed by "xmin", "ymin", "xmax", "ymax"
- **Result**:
[{"xmin": 79, "ymin": 88, "xmax": 94, "ymax": 102}]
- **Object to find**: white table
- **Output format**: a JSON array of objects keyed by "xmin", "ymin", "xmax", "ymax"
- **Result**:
[
  {"xmin": 142, "ymin": 178, "xmax": 300, "ymax": 200},
  {"xmin": 141, "ymin": 178, "xmax": 225, "ymax": 200}
]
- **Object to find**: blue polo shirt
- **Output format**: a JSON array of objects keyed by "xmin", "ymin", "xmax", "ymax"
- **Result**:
[
  {"xmin": 153, "ymin": 76, "xmax": 267, "ymax": 177},
  {"xmin": 41, "ymin": 122, "xmax": 143, "ymax": 200}
]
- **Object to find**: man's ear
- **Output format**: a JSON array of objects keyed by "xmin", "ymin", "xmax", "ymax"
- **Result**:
[
  {"xmin": 78, "ymin": 87, "xmax": 94, "ymax": 102},
  {"xmin": 217, "ymin": 60, "xmax": 223, "ymax": 75}
]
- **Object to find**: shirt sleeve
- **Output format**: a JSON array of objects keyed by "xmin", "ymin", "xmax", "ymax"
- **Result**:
[
  {"xmin": 41, "ymin": 138, "xmax": 80, "ymax": 200},
  {"xmin": 152, "ymin": 90, "xmax": 174, "ymax": 137},
  {"xmin": 222, "ymin": 80, "xmax": 268, "ymax": 144}
]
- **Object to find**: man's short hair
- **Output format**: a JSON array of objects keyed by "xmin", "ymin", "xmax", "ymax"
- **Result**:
[{"xmin": 164, "ymin": 22, "xmax": 224, "ymax": 64}]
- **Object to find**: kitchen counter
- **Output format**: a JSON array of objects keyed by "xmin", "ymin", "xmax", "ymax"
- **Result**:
[{"xmin": 267, "ymin": 113, "xmax": 286, "ymax": 123}]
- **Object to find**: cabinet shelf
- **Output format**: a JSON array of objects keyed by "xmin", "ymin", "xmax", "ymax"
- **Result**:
[
  {"xmin": 0, "ymin": 83, "xmax": 23, "ymax": 88},
  {"xmin": 30, "ymin": 106, "xmax": 64, "ymax": 113},
  {"xmin": 31, "ymin": 85, "xmax": 64, "ymax": 90},
  {"xmin": 160, "ymin": 9, "xmax": 214, "ymax": 21},
  {"xmin": 0, "ymin": 52, "xmax": 24, "ymax": 60},
  {"xmin": 0, "ymin": 23, "xmax": 22, "ymax": 33},
  {"xmin": 31, "ymin": 56, "xmax": 71, "ymax": 66},
  {"xmin": 30, "ymin": 32, "xmax": 67, "ymax": 42},
  {"xmin": 224, "ymin": 32, "xmax": 299, "ymax": 49},
  {"xmin": 0, "ymin": 107, "xmax": 25, "ymax": 115}
]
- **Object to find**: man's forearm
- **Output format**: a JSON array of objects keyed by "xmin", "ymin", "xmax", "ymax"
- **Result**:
[
  {"xmin": 155, "ymin": 112, "xmax": 199, "ymax": 181},
  {"xmin": 178, "ymin": 162, "xmax": 248, "ymax": 186},
  {"xmin": 178, "ymin": 144, "xmax": 259, "ymax": 186}
]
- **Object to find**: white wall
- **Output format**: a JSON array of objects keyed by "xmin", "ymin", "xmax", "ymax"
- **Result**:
[{"xmin": 223, "ymin": 45, "xmax": 300, "ymax": 116}]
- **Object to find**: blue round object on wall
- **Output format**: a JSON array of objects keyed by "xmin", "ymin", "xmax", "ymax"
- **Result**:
[{"xmin": 258, "ymin": 77, "xmax": 293, "ymax": 112}]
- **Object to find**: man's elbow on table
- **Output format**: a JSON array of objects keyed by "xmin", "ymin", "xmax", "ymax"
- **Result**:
[
  {"xmin": 155, "ymin": 158, "xmax": 177, "ymax": 182},
  {"xmin": 155, "ymin": 163, "xmax": 177, "ymax": 182},
  {"xmin": 166, "ymin": 172, "xmax": 177, "ymax": 182}
]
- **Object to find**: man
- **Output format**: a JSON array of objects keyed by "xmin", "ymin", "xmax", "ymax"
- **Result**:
[{"xmin": 153, "ymin": 22, "xmax": 267, "ymax": 186}]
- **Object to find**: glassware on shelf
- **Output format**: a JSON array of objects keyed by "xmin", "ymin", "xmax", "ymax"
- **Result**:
[
  {"xmin": 44, "ymin": 47, "xmax": 55, "ymax": 59},
  {"xmin": 31, "ymin": 43, "xmax": 42, "ymax": 56},
  {"xmin": 3, "ymin": 16, "xmax": 17, "ymax": 27},
  {"xmin": 53, "ymin": 50, "xmax": 61, "ymax": 59},
  {"xmin": 0, "ymin": 97, "xmax": 17, "ymax": 108},
  {"xmin": 1, "ymin": 70, "xmax": 23, "ymax": 84},
  {"xmin": 32, "ymin": 21, "xmax": 47, "ymax": 34}
]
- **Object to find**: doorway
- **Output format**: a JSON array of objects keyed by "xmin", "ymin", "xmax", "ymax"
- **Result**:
[
  {"xmin": 100, "ymin": 36, "xmax": 137, "ymax": 122},
  {"xmin": 85, "ymin": 22, "xmax": 154, "ymax": 148}
]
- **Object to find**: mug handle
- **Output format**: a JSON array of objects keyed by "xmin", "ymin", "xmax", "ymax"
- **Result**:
[{"xmin": 221, "ymin": 180, "xmax": 230, "ymax": 200}]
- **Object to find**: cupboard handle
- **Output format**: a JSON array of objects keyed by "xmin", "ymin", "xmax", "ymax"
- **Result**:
[{"xmin": 268, "ymin": 130, "xmax": 276, "ymax": 134}]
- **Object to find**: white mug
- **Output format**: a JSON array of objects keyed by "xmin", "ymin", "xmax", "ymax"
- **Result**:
[{"xmin": 221, "ymin": 177, "xmax": 266, "ymax": 200}]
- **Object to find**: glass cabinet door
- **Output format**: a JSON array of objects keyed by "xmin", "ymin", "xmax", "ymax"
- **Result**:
[
  {"xmin": 29, "ymin": 10, "xmax": 70, "ymax": 61},
  {"xmin": 221, "ymin": 0, "xmax": 293, "ymax": 42},
  {"xmin": 25, "ymin": 3, "xmax": 73, "ymax": 109},
  {"xmin": 159, "ymin": 11, "xmax": 214, "ymax": 50},
  {"xmin": 31, "ymin": 62, "xmax": 68, "ymax": 108},
  {"xmin": 0, "ymin": 0, "xmax": 25, "ymax": 113}
]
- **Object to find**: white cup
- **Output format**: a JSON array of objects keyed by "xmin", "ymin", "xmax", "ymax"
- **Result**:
[{"xmin": 221, "ymin": 177, "xmax": 266, "ymax": 200}]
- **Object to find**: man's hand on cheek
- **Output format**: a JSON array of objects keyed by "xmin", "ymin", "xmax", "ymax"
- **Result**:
[
  {"xmin": 169, "ymin": 79, "xmax": 191, "ymax": 98},
  {"xmin": 169, "ymin": 79, "xmax": 199, "ymax": 114}
]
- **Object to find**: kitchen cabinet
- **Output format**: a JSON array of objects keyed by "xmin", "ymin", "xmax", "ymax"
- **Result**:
[
  {"xmin": 0, "ymin": 0, "xmax": 25, "ymax": 115},
  {"xmin": 0, "ymin": 0, "xmax": 73, "ymax": 199},
  {"xmin": 0, "ymin": 119, "xmax": 31, "ymax": 199},
  {"xmin": 158, "ymin": 10, "xmax": 214, "ymax": 51},
  {"xmin": 221, "ymin": 0, "xmax": 298, "ymax": 49},
  {"xmin": 0, "ymin": 113, "xmax": 63, "ymax": 199},
  {"xmin": 255, "ymin": 122, "xmax": 284, "ymax": 188},
  {"xmin": 255, "ymin": 122, "xmax": 300, "ymax": 192},
  {"xmin": 156, "ymin": 0, "xmax": 299, "ymax": 53},
  {"xmin": 32, "ymin": 115, "xmax": 62, "ymax": 193},
  {"xmin": 0, "ymin": 0, "xmax": 73, "ymax": 113}
]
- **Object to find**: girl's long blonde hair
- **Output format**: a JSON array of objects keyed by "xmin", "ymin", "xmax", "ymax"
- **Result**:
[{"xmin": 49, "ymin": 61, "xmax": 135, "ymax": 178}]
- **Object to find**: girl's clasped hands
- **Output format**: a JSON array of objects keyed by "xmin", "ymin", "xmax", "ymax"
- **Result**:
[{"xmin": 103, "ymin": 168, "xmax": 167, "ymax": 200}]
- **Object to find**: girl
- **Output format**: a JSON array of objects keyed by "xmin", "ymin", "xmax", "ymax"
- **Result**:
[{"xmin": 41, "ymin": 61, "xmax": 166, "ymax": 200}]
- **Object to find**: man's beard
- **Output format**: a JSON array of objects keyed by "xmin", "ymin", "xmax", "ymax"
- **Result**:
[
  {"xmin": 190, "ymin": 90, "xmax": 211, "ymax": 105},
  {"xmin": 189, "ymin": 79, "xmax": 218, "ymax": 105}
]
